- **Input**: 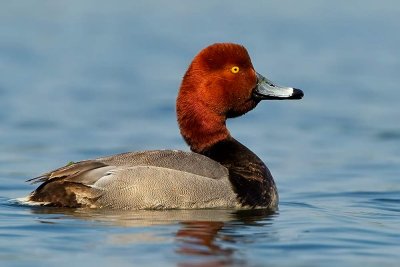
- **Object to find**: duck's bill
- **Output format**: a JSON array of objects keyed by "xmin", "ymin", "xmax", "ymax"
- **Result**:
[{"xmin": 253, "ymin": 72, "xmax": 304, "ymax": 100}]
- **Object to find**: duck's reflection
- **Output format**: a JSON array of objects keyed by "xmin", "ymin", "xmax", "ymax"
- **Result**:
[
  {"xmin": 174, "ymin": 209, "xmax": 275, "ymax": 267},
  {"xmin": 27, "ymin": 206, "xmax": 276, "ymax": 266},
  {"xmin": 176, "ymin": 221, "xmax": 229, "ymax": 256}
]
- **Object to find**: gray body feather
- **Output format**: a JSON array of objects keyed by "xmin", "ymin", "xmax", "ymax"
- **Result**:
[{"xmin": 28, "ymin": 150, "xmax": 240, "ymax": 209}]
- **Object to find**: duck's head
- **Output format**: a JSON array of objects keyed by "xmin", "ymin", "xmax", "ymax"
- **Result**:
[{"xmin": 177, "ymin": 43, "xmax": 303, "ymax": 152}]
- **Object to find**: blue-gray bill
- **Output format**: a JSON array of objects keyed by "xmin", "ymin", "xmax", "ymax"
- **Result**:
[{"xmin": 253, "ymin": 72, "xmax": 304, "ymax": 100}]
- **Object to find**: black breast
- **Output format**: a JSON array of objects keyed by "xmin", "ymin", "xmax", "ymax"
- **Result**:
[{"xmin": 202, "ymin": 137, "xmax": 277, "ymax": 208}]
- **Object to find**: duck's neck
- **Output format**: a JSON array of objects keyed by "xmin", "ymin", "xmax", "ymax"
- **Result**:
[
  {"xmin": 178, "ymin": 99, "xmax": 230, "ymax": 152},
  {"xmin": 202, "ymin": 137, "xmax": 277, "ymax": 208}
]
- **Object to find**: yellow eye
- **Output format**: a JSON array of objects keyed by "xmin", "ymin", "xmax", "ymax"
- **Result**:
[{"xmin": 231, "ymin": 66, "xmax": 240, "ymax": 74}]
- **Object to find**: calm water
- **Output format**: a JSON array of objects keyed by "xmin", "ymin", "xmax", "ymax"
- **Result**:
[{"xmin": 1, "ymin": 1, "xmax": 399, "ymax": 266}]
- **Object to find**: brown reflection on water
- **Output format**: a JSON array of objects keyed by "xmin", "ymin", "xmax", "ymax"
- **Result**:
[
  {"xmin": 177, "ymin": 221, "xmax": 230, "ymax": 255},
  {"xmin": 175, "ymin": 220, "xmax": 235, "ymax": 267},
  {"xmin": 175, "ymin": 209, "xmax": 275, "ymax": 267}
]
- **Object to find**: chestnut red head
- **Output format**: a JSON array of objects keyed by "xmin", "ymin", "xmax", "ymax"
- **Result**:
[
  {"xmin": 178, "ymin": 43, "xmax": 259, "ymax": 119},
  {"xmin": 176, "ymin": 43, "xmax": 303, "ymax": 152}
]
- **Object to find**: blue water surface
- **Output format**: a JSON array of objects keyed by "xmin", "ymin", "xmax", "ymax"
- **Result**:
[{"xmin": 1, "ymin": 1, "xmax": 399, "ymax": 266}]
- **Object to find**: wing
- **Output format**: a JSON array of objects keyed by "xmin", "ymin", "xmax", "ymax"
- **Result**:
[
  {"xmin": 96, "ymin": 150, "xmax": 229, "ymax": 180},
  {"xmin": 28, "ymin": 150, "xmax": 228, "ymax": 185}
]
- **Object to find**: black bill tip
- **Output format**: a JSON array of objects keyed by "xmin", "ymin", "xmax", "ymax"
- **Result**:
[{"xmin": 291, "ymin": 88, "xmax": 304, "ymax": 99}]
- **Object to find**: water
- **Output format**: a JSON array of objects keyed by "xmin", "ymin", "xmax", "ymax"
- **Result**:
[{"xmin": 1, "ymin": 1, "xmax": 399, "ymax": 266}]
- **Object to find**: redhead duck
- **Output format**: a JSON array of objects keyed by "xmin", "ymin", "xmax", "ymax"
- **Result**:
[{"xmin": 26, "ymin": 43, "xmax": 303, "ymax": 210}]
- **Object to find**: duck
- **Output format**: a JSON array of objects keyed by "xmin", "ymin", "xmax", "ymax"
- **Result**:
[{"xmin": 26, "ymin": 43, "xmax": 303, "ymax": 210}]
